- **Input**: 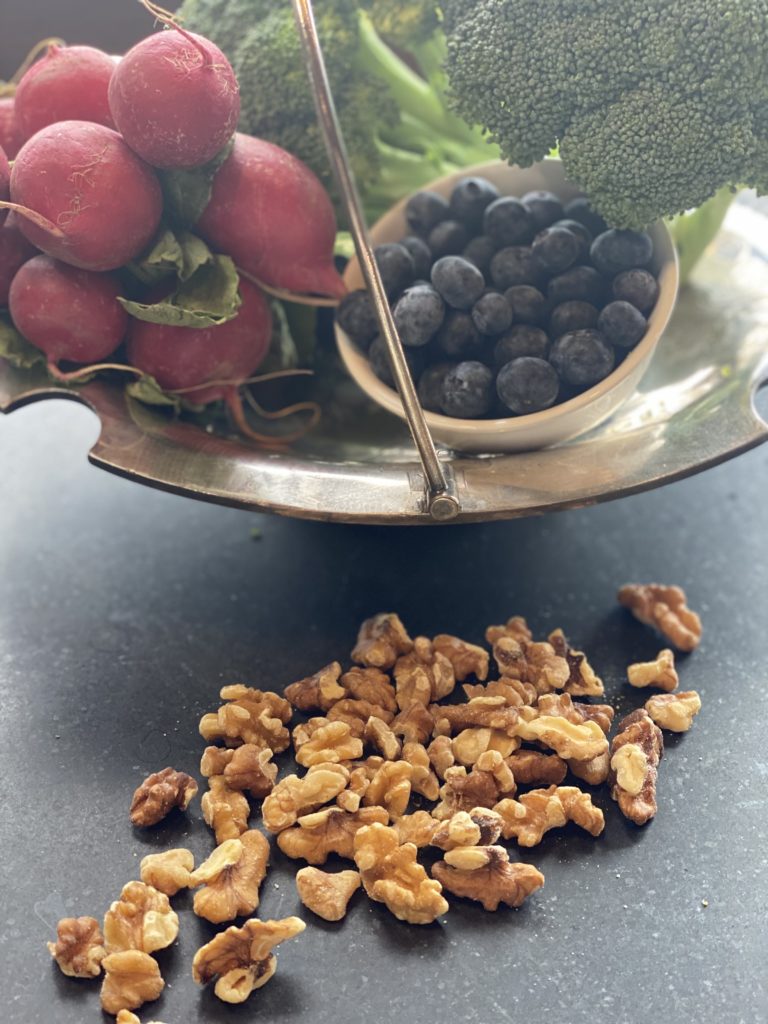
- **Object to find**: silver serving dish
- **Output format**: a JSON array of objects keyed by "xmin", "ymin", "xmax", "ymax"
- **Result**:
[{"xmin": 2, "ymin": 202, "xmax": 767, "ymax": 524}]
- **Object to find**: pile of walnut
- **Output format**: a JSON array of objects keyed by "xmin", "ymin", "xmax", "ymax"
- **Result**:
[{"xmin": 47, "ymin": 583, "xmax": 702, "ymax": 1020}]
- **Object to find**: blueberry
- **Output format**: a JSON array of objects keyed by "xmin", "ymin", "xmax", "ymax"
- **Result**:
[
  {"xmin": 417, "ymin": 361, "xmax": 455, "ymax": 413},
  {"xmin": 369, "ymin": 335, "xmax": 426, "ymax": 388},
  {"xmin": 547, "ymin": 265, "xmax": 606, "ymax": 306},
  {"xmin": 612, "ymin": 268, "xmax": 659, "ymax": 314},
  {"xmin": 563, "ymin": 196, "xmax": 608, "ymax": 237},
  {"xmin": 497, "ymin": 357, "xmax": 560, "ymax": 414},
  {"xmin": 549, "ymin": 329, "xmax": 615, "ymax": 387},
  {"xmin": 471, "ymin": 291, "xmax": 513, "ymax": 336},
  {"xmin": 442, "ymin": 360, "xmax": 494, "ymax": 418},
  {"xmin": 597, "ymin": 300, "xmax": 648, "ymax": 349},
  {"xmin": 494, "ymin": 325, "xmax": 550, "ymax": 368},
  {"xmin": 434, "ymin": 310, "xmax": 483, "ymax": 358},
  {"xmin": 405, "ymin": 190, "xmax": 449, "ymax": 236},
  {"xmin": 399, "ymin": 235, "xmax": 433, "ymax": 280},
  {"xmin": 483, "ymin": 197, "xmax": 535, "ymax": 247},
  {"xmin": 428, "ymin": 219, "xmax": 470, "ymax": 258},
  {"xmin": 462, "ymin": 234, "xmax": 497, "ymax": 276},
  {"xmin": 490, "ymin": 246, "xmax": 538, "ymax": 290},
  {"xmin": 449, "ymin": 177, "xmax": 500, "ymax": 230},
  {"xmin": 590, "ymin": 229, "xmax": 654, "ymax": 276},
  {"xmin": 336, "ymin": 289, "xmax": 378, "ymax": 349},
  {"xmin": 431, "ymin": 255, "xmax": 485, "ymax": 310},
  {"xmin": 504, "ymin": 284, "xmax": 547, "ymax": 326},
  {"xmin": 552, "ymin": 218, "xmax": 592, "ymax": 261},
  {"xmin": 393, "ymin": 284, "xmax": 445, "ymax": 347},
  {"xmin": 522, "ymin": 190, "xmax": 564, "ymax": 231},
  {"xmin": 549, "ymin": 300, "xmax": 599, "ymax": 338},
  {"xmin": 374, "ymin": 243, "xmax": 415, "ymax": 298},
  {"xmin": 531, "ymin": 226, "xmax": 580, "ymax": 275}
]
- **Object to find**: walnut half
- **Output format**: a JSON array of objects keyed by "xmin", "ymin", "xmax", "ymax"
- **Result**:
[
  {"xmin": 129, "ymin": 767, "xmax": 198, "ymax": 827},
  {"xmin": 495, "ymin": 786, "xmax": 605, "ymax": 846},
  {"xmin": 100, "ymin": 951, "xmax": 164, "ymax": 1015},
  {"xmin": 140, "ymin": 849, "xmax": 195, "ymax": 898},
  {"xmin": 618, "ymin": 583, "xmax": 702, "ymax": 651},
  {"xmin": 627, "ymin": 649, "xmax": 679, "ymax": 692},
  {"xmin": 103, "ymin": 882, "xmax": 179, "ymax": 955},
  {"xmin": 295, "ymin": 867, "xmax": 361, "ymax": 921},
  {"xmin": 433, "ymin": 846, "xmax": 545, "ymax": 911},
  {"xmin": 354, "ymin": 823, "xmax": 448, "ymax": 925},
  {"xmin": 609, "ymin": 708, "xmax": 664, "ymax": 825},
  {"xmin": 191, "ymin": 830, "xmax": 270, "ymax": 924},
  {"xmin": 192, "ymin": 917, "xmax": 306, "ymax": 1004},
  {"xmin": 47, "ymin": 916, "xmax": 106, "ymax": 978},
  {"xmin": 645, "ymin": 691, "xmax": 702, "ymax": 732}
]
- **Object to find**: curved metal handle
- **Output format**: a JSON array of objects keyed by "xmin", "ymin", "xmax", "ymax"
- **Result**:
[{"xmin": 291, "ymin": 0, "xmax": 459, "ymax": 522}]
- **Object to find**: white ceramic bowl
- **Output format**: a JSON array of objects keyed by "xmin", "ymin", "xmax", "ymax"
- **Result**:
[{"xmin": 336, "ymin": 159, "xmax": 679, "ymax": 453}]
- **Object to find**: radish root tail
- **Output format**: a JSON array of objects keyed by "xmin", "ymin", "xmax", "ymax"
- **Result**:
[
  {"xmin": 0, "ymin": 202, "xmax": 66, "ymax": 238},
  {"xmin": 46, "ymin": 361, "xmax": 143, "ymax": 383},
  {"xmin": 237, "ymin": 268, "xmax": 341, "ymax": 308}
]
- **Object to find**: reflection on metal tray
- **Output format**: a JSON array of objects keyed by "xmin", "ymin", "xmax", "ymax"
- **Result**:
[{"xmin": 2, "ymin": 204, "xmax": 768, "ymax": 525}]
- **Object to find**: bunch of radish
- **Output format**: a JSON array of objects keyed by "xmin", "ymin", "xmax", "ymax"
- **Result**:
[{"xmin": 0, "ymin": 3, "xmax": 345, "ymax": 442}]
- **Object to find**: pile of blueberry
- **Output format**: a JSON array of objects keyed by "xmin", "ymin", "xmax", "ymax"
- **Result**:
[{"xmin": 336, "ymin": 176, "xmax": 661, "ymax": 420}]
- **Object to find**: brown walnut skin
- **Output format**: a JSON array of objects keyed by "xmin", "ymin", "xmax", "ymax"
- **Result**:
[
  {"xmin": 48, "ymin": 917, "xmax": 106, "ymax": 978},
  {"xmin": 130, "ymin": 767, "xmax": 198, "ymax": 827}
]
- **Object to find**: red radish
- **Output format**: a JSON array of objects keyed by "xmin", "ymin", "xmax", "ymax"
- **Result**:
[
  {"xmin": 8, "ymin": 254, "xmax": 128, "ymax": 366},
  {"xmin": 13, "ymin": 44, "xmax": 116, "ymax": 142},
  {"xmin": 7, "ymin": 121, "xmax": 162, "ymax": 271},
  {"xmin": 0, "ymin": 98, "xmax": 22, "ymax": 159},
  {"xmin": 0, "ymin": 216, "xmax": 37, "ymax": 305},
  {"xmin": 197, "ymin": 134, "xmax": 346, "ymax": 300},
  {"xmin": 0, "ymin": 144, "xmax": 9, "ymax": 228},
  {"xmin": 108, "ymin": 26, "xmax": 239, "ymax": 169},
  {"xmin": 126, "ymin": 275, "xmax": 272, "ymax": 405}
]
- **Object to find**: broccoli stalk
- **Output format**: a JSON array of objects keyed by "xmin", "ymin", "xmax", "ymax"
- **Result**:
[{"xmin": 667, "ymin": 188, "xmax": 736, "ymax": 285}]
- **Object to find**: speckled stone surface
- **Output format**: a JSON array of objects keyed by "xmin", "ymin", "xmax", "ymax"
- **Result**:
[{"xmin": 1, "ymin": 401, "xmax": 766, "ymax": 1024}]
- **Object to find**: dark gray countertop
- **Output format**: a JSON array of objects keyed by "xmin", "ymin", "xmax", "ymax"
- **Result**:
[{"xmin": 1, "ymin": 400, "xmax": 766, "ymax": 1024}]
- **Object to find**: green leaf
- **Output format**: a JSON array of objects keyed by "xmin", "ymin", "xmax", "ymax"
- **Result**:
[
  {"xmin": 0, "ymin": 315, "xmax": 45, "ymax": 369},
  {"xmin": 258, "ymin": 301, "xmax": 301, "ymax": 376},
  {"xmin": 127, "ymin": 228, "xmax": 216, "ymax": 285},
  {"xmin": 125, "ymin": 374, "xmax": 183, "ymax": 412},
  {"xmin": 158, "ymin": 137, "xmax": 235, "ymax": 230},
  {"xmin": 118, "ymin": 254, "xmax": 242, "ymax": 329}
]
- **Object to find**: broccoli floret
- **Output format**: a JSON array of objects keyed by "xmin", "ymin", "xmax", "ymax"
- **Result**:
[
  {"xmin": 179, "ymin": 0, "xmax": 496, "ymax": 219},
  {"xmin": 442, "ymin": 0, "xmax": 768, "ymax": 227}
]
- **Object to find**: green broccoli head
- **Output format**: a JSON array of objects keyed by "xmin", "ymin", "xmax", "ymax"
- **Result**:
[{"xmin": 442, "ymin": 0, "xmax": 768, "ymax": 227}]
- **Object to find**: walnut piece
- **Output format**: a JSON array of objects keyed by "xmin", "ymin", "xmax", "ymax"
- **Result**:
[
  {"xmin": 536, "ymin": 692, "xmax": 615, "ymax": 734},
  {"xmin": 547, "ymin": 628, "xmax": 605, "ymax": 697},
  {"xmin": 202, "ymin": 776, "xmax": 250, "ymax": 844},
  {"xmin": 430, "ymin": 808, "xmax": 503, "ymax": 851},
  {"xmin": 627, "ymin": 649, "xmax": 679, "ymax": 692},
  {"xmin": 493, "ymin": 637, "xmax": 570, "ymax": 693},
  {"xmin": 402, "ymin": 741, "xmax": 440, "ymax": 800},
  {"xmin": 390, "ymin": 703, "xmax": 434, "ymax": 745},
  {"xmin": 567, "ymin": 751, "xmax": 610, "ymax": 786},
  {"xmin": 277, "ymin": 806, "xmax": 389, "ymax": 864},
  {"xmin": 452, "ymin": 727, "xmax": 520, "ymax": 766},
  {"xmin": 393, "ymin": 811, "xmax": 440, "ymax": 847},
  {"xmin": 116, "ymin": 1012, "xmax": 168, "ymax": 1024},
  {"xmin": 47, "ymin": 917, "xmax": 106, "ymax": 978},
  {"xmin": 514, "ymin": 709, "xmax": 609, "ymax": 761},
  {"xmin": 618, "ymin": 583, "xmax": 702, "ymax": 651},
  {"xmin": 462, "ymin": 678, "xmax": 538, "ymax": 706},
  {"xmin": 129, "ymin": 767, "xmax": 198, "ymax": 827},
  {"xmin": 262, "ymin": 764, "xmax": 349, "ymax": 833},
  {"xmin": 140, "ymin": 849, "xmax": 195, "ymax": 897},
  {"xmin": 293, "ymin": 718, "xmax": 363, "ymax": 767},
  {"xmin": 433, "ymin": 750, "xmax": 516, "ymax": 819},
  {"xmin": 199, "ymin": 687, "xmax": 291, "ymax": 751},
  {"xmin": 427, "ymin": 735, "xmax": 455, "ymax": 779},
  {"xmin": 495, "ymin": 785, "xmax": 605, "ymax": 846},
  {"xmin": 485, "ymin": 616, "xmax": 532, "ymax": 645},
  {"xmin": 327, "ymin": 698, "xmax": 394, "ymax": 738},
  {"xmin": 430, "ymin": 696, "xmax": 522, "ymax": 736},
  {"xmin": 201, "ymin": 745, "xmax": 277, "ymax": 799},
  {"xmin": 100, "ymin": 951, "xmax": 164, "ymax": 1015},
  {"xmin": 645, "ymin": 690, "xmax": 702, "ymax": 732},
  {"xmin": 191, "ymin": 830, "xmax": 270, "ymax": 924},
  {"xmin": 364, "ymin": 716, "xmax": 401, "ymax": 760},
  {"xmin": 504, "ymin": 749, "xmax": 567, "ymax": 786},
  {"xmin": 192, "ymin": 917, "xmax": 305, "ymax": 1005},
  {"xmin": 354, "ymin": 823, "xmax": 448, "ymax": 925},
  {"xmin": 284, "ymin": 662, "xmax": 345, "ymax": 712},
  {"xmin": 352, "ymin": 613, "xmax": 413, "ymax": 669},
  {"xmin": 103, "ymin": 882, "xmax": 179, "ymax": 955},
  {"xmin": 432, "ymin": 633, "xmax": 489, "ymax": 682},
  {"xmin": 394, "ymin": 636, "xmax": 456, "ymax": 709},
  {"xmin": 340, "ymin": 666, "xmax": 398, "ymax": 712},
  {"xmin": 609, "ymin": 708, "xmax": 664, "ymax": 825},
  {"xmin": 362, "ymin": 760, "xmax": 412, "ymax": 819},
  {"xmin": 433, "ymin": 846, "xmax": 545, "ymax": 911},
  {"xmin": 295, "ymin": 867, "xmax": 361, "ymax": 921}
]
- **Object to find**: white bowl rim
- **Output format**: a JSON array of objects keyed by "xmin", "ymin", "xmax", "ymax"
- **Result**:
[{"xmin": 336, "ymin": 158, "xmax": 679, "ymax": 439}]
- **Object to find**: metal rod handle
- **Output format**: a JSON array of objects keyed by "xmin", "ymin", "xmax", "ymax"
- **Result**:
[{"xmin": 291, "ymin": 0, "xmax": 460, "ymax": 521}]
